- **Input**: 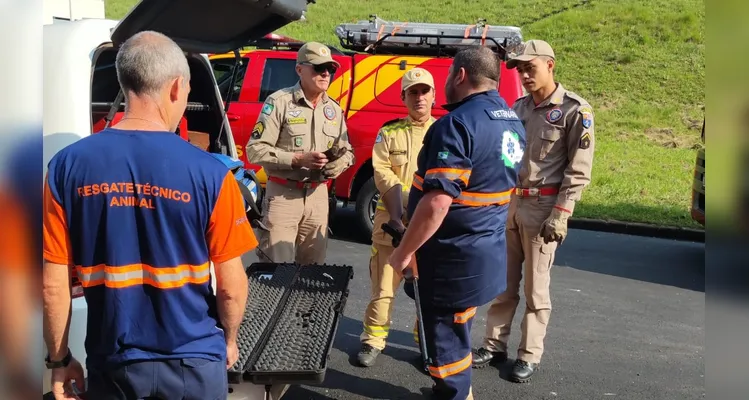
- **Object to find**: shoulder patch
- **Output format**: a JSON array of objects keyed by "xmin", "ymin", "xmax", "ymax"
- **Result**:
[
  {"xmin": 375, "ymin": 132, "xmax": 383, "ymax": 144},
  {"xmin": 578, "ymin": 105, "xmax": 594, "ymax": 129},
  {"xmin": 261, "ymin": 102, "xmax": 274, "ymax": 116},
  {"xmin": 485, "ymin": 108, "xmax": 520, "ymax": 120},
  {"xmin": 579, "ymin": 132, "xmax": 591, "ymax": 149},
  {"xmin": 251, "ymin": 121, "xmax": 265, "ymax": 139}
]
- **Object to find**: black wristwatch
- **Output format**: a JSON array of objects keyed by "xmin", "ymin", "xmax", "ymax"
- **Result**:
[{"xmin": 45, "ymin": 348, "xmax": 72, "ymax": 369}]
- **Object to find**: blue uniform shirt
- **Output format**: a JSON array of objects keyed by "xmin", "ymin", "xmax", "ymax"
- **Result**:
[
  {"xmin": 43, "ymin": 128, "xmax": 258, "ymax": 369},
  {"xmin": 407, "ymin": 90, "xmax": 526, "ymax": 308}
]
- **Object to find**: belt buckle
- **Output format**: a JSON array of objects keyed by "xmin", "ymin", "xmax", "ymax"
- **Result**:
[{"xmin": 528, "ymin": 188, "xmax": 539, "ymax": 196}]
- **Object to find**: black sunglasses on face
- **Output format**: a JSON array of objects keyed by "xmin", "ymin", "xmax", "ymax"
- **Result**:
[{"xmin": 306, "ymin": 63, "xmax": 337, "ymax": 75}]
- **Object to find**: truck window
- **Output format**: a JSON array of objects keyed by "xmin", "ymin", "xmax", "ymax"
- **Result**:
[
  {"xmin": 258, "ymin": 58, "xmax": 339, "ymax": 103},
  {"xmin": 210, "ymin": 57, "xmax": 249, "ymax": 102},
  {"xmin": 259, "ymin": 58, "xmax": 299, "ymax": 102}
]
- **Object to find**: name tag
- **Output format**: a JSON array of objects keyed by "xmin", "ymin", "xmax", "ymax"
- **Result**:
[
  {"xmin": 287, "ymin": 117, "xmax": 307, "ymax": 125},
  {"xmin": 485, "ymin": 109, "xmax": 519, "ymax": 120}
]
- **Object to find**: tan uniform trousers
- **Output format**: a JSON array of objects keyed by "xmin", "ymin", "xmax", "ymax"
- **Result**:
[
  {"xmin": 483, "ymin": 193, "xmax": 559, "ymax": 364},
  {"xmin": 256, "ymin": 180, "xmax": 329, "ymax": 265},
  {"xmin": 360, "ymin": 243, "xmax": 406, "ymax": 349}
]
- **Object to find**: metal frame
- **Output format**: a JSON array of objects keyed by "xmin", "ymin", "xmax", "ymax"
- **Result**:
[{"xmin": 339, "ymin": 32, "xmax": 511, "ymax": 59}]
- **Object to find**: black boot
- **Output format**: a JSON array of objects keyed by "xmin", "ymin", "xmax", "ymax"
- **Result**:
[
  {"xmin": 356, "ymin": 344, "xmax": 382, "ymax": 367},
  {"xmin": 510, "ymin": 359, "xmax": 539, "ymax": 383},
  {"xmin": 471, "ymin": 347, "xmax": 507, "ymax": 369}
]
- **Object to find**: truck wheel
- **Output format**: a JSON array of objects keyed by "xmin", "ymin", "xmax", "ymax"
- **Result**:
[{"xmin": 354, "ymin": 177, "xmax": 378, "ymax": 238}]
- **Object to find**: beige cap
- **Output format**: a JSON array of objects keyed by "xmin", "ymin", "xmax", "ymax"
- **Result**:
[
  {"xmin": 401, "ymin": 67, "xmax": 435, "ymax": 91},
  {"xmin": 507, "ymin": 39, "xmax": 555, "ymax": 69},
  {"xmin": 296, "ymin": 42, "xmax": 341, "ymax": 68}
]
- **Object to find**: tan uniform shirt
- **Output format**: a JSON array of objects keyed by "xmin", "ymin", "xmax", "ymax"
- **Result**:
[
  {"xmin": 512, "ymin": 83, "xmax": 595, "ymax": 214},
  {"xmin": 371, "ymin": 116, "xmax": 434, "ymax": 245},
  {"xmin": 245, "ymin": 82, "xmax": 354, "ymax": 181}
]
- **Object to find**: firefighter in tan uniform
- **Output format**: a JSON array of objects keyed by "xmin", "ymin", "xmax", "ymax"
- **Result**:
[
  {"xmin": 472, "ymin": 40, "xmax": 595, "ymax": 382},
  {"xmin": 246, "ymin": 42, "xmax": 354, "ymax": 265},
  {"xmin": 357, "ymin": 68, "xmax": 436, "ymax": 367}
]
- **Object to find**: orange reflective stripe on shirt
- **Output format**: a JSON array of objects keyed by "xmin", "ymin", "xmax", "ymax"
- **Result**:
[
  {"xmin": 76, "ymin": 262, "xmax": 211, "ymax": 289},
  {"xmin": 424, "ymin": 168, "xmax": 471, "ymax": 186},
  {"xmin": 454, "ymin": 188, "xmax": 513, "ymax": 207},
  {"xmin": 412, "ymin": 173, "xmax": 424, "ymax": 191},
  {"xmin": 411, "ymin": 173, "xmax": 512, "ymax": 207}
]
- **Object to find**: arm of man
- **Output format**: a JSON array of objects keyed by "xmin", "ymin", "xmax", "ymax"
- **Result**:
[
  {"xmin": 541, "ymin": 104, "xmax": 595, "ymax": 243},
  {"xmin": 245, "ymin": 95, "xmax": 295, "ymax": 169},
  {"xmin": 556, "ymin": 104, "xmax": 595, "ymax": 215},
  {"xmin": 372, "ymin": 127, "xmax": 404, "ymax": 223},
  {"xmin": 42, "ymin": 174, "xmax": 74, "ymax": 361},
  {"xmin": 392, "ymin": 117, "xmax": 473, "ymax": 263},
  {"xmin": 322, "ymin": 115, "xmax": 356, "ymax": 179},
  {"xmin": 206, "ymin": 172, "xmax": 259, "ymax": 347}
]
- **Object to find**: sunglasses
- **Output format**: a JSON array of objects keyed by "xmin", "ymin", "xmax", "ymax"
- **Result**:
[{"xmin": 305, "ymin": 63, "xmax": 337, "ymax": 75}]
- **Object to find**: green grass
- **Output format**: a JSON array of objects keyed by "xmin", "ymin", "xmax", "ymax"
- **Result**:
[{"xmin": 105, "ymin": 0, "xmax": 705, "ymax": 228}]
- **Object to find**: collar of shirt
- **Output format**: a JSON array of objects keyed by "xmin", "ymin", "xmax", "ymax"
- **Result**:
[
  {"xmin": 405, "ymin": 115, "xmax": 435, "ymax": 127},
  {"xmin": 533, "ymin": 82, "xmax": 567, "ymax": 108},
  {"xmin": 292, "ymin": 81, "xmax": 330, "ymax": 108}
]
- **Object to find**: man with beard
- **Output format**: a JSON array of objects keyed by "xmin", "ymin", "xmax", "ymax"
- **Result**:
[{"xmin": 388, "ymin": 46, "xmax": 526, "ymax": 400}]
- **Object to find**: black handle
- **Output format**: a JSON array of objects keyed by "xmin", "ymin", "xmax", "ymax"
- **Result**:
[
  {"xmin": 381, "ymin": 224, "xmax": 428, "ymax": 369},
  {"xmin": 381, "ymin": 223, "xmax": 403, "ymax": 248}
]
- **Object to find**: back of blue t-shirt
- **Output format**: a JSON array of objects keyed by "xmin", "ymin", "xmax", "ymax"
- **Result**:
[{"xmin": 43, "ymin": 128, "xmax": 257, "ymax": 369}]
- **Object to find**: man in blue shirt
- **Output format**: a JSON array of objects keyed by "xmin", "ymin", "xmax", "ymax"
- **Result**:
[
  {"xmin": 388, "ymin": 46, "xmax": 526, "ymax": 399},
  {"xmin": 42, "ymin": 31, "xmax": 257, "ymax": 400}
]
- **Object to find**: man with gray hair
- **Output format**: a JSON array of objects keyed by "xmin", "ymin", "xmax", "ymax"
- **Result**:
[
  {"xmin": 42, "ymin": 31, "xmax": 256, "ymax": 399},
  {"xmin": 388, "ymin": 45, "xmax": 526, "ymax": 399}
]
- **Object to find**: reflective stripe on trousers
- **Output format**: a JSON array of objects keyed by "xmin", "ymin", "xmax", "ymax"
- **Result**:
[{"xmin": 423, "ymin": 306, "xmax": 477, "ymax": 400}]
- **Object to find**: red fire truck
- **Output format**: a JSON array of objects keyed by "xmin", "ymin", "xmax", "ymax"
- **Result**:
[{"xmin": 209, "ymin": 17, "xmax": 526, "ymax": 236}]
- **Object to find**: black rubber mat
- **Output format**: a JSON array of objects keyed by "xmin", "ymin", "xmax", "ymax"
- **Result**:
[
  {"xmin": 230, "ymin": 263, "xmax": 353, "ymax": 385},
  {"xmin": 227, "ymin": 263, "xmax": 297, "ymax": 379}
]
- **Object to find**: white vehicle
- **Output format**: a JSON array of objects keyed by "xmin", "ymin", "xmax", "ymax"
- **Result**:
[{"xmin": 41, "ymin": 0, "xmax": 311, "ymax": 398}]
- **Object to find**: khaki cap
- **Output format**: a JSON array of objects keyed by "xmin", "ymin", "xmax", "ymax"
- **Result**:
[
  {"xmin": 507, "ymin": 39, "xmax": 555, "ymax": 69},
  {"xmin": 401, "ymin": 67, "xmax": 435, "ymax": 91},
  {"xmin": 296, "ymin": 42, "xmax": 341, "ymax": 68}
]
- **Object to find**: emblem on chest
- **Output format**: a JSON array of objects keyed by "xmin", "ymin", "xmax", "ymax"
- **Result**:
[
  {"xmin": 546, "ymin": 108, "xmax": 563, "ymax": 123},
  {"xmin": 324, "ymin": 104, "xmax": 336, "ymax": 120}
]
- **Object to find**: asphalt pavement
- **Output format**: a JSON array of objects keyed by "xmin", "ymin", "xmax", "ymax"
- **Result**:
[{"xmin": 244, "ymin": 210, "xmax": 705, "ymax": 399}]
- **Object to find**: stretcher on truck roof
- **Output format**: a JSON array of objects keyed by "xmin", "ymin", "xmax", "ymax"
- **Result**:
[{"xmin": 335, "ymin": 15, "xmax": 524, "ymax": 58}]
